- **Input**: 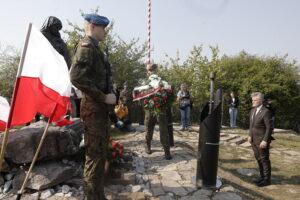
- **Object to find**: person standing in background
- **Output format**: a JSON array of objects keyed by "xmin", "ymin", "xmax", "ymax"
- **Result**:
[
  {"xmin": 228, "ymin": 91, "xmax": 239, "ymax": 128},
  {"xmin": 177, "ymin": 83, "xmax": 192, "ymax": 131}
]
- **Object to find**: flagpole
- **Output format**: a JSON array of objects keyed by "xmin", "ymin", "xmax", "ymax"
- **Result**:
[
  {"xmin": 16, "ymin": 104, "xmax": 58, "ymax": 200},
  {"xmin": 0, "ymin": 23, "xmax": 32, "ymax": 172}
]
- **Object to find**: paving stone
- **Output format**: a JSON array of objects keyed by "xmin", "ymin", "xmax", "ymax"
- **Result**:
[
  {"xmin": 220, "ymin": 185, "xmax": 236, "ymax": 192},
  {"xmin": 157, "ymin": 163, "xmax": 178, "ymax": 172},
  {"xmin": 229, "ymin": 136, "xmax": 248, "ymax": 145},
  {"xmin": 220, "ymin": 135, "xmax": 239, "ymax": 142},
  {"xmin": 236, "ymin": 168, "xmax": 259, "ymax": 176},
  {"xmin": 160, "ymin": 171, "xmax": 182, "ymax": 181},
  {"xmin": 149, "ymin": 174, "xmax": 161, "ymax": 185},
  {"xmin": 212, "ymin": 192, "xmax": 242, "ymax": 200},
  {"xmin": 178, "ymin": 180, "xmax": 197, "ymax": 193},
  {"xmin": 158, "ymin": 196, "xmax": 174, "ymax": 200},
  {"xmin": 240, "ymin": 141, "xmax": 252, "ymax": 147},
  {"xmin": 117, "ymin": 192, "xmax": 146, "ymax": 200},
  {"xmin": 122, "ymin": 172, "xmax": 136, "ymax": 185},
  {"xmin": 151, "ymin": 186, "xmax": 165, "ymax": 196},
  {"xmin": 161, "ymin": 178, "xmax": 189, "ymax": 196}
]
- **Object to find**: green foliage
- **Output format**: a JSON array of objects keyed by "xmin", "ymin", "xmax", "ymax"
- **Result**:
[
  {"xmin": 218, "ymin": 52, "xmax": 300, "ymax": 130},
  {"xmin": 0, "ymin": 45, "xmax": 20, "ymax": 99},
  {"xmin": 160, "ymin": 47, "xmax": 300, "ymax": 130}
]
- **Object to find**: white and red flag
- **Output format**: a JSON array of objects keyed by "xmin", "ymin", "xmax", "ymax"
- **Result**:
[
  {"xmin": 0, "ymin": 96, "xmax": 9, "ymax": 131},
  {"xmin": 7, "ymin": 24, "xmax": 72, "ymax": 127}
]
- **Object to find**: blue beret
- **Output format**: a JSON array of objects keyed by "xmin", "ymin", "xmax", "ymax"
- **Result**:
[{"xmin": 84, "ymin": 14, "xmax": 110, "ymax": 27}]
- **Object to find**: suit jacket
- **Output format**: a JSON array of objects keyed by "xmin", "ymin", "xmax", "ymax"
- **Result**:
[{"xmin": 249, "ymin": 107, "xmax": 272, "ymax": 145}]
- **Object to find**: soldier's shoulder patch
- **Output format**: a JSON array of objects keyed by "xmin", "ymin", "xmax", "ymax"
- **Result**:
[{"xmin": 81, "ymin": 43, "xmax": 90, "ymax": 47}]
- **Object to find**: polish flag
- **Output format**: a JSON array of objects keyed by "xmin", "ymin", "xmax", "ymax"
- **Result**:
[
  {"xmin": 0, "ymin": 96, "xmax": 9, "ymax": 131},
  {"xmin": 7, "ymin": 24, "xmax": 72, "ymax": 127}
]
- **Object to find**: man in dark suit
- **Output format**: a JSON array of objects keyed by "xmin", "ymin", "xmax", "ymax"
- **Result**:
[{"xmin": 248, "ymin": 92, "xmax": 273, "ymax": 187}]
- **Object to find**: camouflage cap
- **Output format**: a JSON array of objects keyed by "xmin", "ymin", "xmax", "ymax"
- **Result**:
[{"xmin": 84, "ymin": 14, "xmax": 110, "ymax": 27}]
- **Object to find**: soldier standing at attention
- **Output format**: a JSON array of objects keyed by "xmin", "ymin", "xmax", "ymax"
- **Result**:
[
  {"xmin": 144, "ymin": 63, "xmax": 172, "ymax": 160},
  {"xmin": 70, "ymin": 14, "xmax": 116, "ymax": 200}
]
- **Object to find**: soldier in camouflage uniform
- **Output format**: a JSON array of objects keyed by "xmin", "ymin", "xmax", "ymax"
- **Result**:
[
  {"xmin": 144, "ymin": 64, "xmax": 172, "ymax": 160},
  {"xmin": 70, "ymin": 14, "xmax": 116, "ymax": 200}
]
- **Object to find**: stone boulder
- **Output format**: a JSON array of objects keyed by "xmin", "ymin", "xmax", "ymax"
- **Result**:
[
  {"xmin": 0, "ymin": 120, "xmax": 83, "ymax": 164},
  {"xmin": 13, "ymin": 160, "xmax": 76, "ymax": 190}
]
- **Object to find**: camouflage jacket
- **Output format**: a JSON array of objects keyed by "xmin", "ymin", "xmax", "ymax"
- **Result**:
[{"xmin": 70, "ymin": 36, "xmax": 108, "ymax": 104}]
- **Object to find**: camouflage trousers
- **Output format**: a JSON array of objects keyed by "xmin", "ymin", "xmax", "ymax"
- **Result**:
[
  {"xmin": 144, "ymin": 110, "xmax": 170, "ymax": 149},
  {"xmin": 82, "ymin": 110, "xmax": 109, "ymax": 200}
]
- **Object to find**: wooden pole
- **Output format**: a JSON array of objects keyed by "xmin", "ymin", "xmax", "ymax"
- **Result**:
[
  {"xmin": 0, "ymin": 23, "xmax": 32, "ymax": 172},
  {"xmin": 16, "ymin": 104, "xmax": 57, "ymax": 200}
]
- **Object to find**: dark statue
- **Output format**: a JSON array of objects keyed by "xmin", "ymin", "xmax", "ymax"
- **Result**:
[{"xmin": 40, "ymin": 16, "xmax": 71, "ymax": 69}]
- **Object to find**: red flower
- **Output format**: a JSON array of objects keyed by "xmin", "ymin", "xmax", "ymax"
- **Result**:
[
  {"xmin": 112, "ymin": 152, "xmax": 117, "ymax": 157},
  {"xmin": 118, "ymin": 149, "xmax": 123, "ymax": 154},
  {"xmin": 153, "ymin": 97, "xmax": 160, "ymax": 102},
  {"xmin": 155, "ymin": 104, "xmax": 161, "ymax": 108},
  {"xmin": 168, "ymin": 89, "xmax": 173, "ymax": 94},
  {"xmin": 109, "ymin": 138, "xmax": 113, "ymax": 142},
  {"xmin": 144, "ymin": 99, "xmax": 149, "ymax": 104},
  {"xmin": 112, "ymin": 142, "xmax": 118, "ymax": 148},
  {"xmin": 162, "ymin": 95, "xmax": 168, "ymax": 100},
  {"xmin": 160, "ymin": 88, "xmax": 165, "ymax": 92}
]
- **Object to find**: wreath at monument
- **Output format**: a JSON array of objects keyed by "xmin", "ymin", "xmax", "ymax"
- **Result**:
[{"xmin": 133, "ymin": 75, "xmax": 175, "ymax": 116}]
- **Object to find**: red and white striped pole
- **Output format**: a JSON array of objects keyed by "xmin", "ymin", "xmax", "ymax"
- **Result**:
[{"xmin": 147, "ymin": 0, "xmax": 151, "ymax": 64}]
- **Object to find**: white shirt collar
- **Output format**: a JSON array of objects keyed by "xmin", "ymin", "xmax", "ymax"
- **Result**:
[{"xmin": 256, "ymin": 105, "xmax": 263, "ymax": 113}]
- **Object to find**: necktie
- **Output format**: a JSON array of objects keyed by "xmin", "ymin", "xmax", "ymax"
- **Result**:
[{"xmin": 252, "ymin": 108, "xmax": 257, "ymax": 120}]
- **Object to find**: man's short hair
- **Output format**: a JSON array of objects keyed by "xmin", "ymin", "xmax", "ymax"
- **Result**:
[{"xmin": 251, "ymin": 92, "xmax": 264, "ymax": 100}]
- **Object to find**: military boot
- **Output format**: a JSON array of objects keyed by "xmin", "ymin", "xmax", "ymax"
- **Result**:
[
  {"xmin": 164, "ymin": 148, "xmax": 172, "ymax": 160},
  {"xmin": 145, "ymin": 141, "xmax": 152, "ymax": 154}
]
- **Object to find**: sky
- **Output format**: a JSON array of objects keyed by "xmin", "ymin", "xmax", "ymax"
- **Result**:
[{"xmin": 0, "ymin": 0, "xmax": 300, "ymax": 64}]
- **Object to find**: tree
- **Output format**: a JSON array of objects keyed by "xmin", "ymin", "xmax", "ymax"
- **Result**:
[
  {"xmin": 217, "ymin": 52, "xmax": 300, "ymax": 130},
  {"xmin": 0, "ymin": 44, "xmax": 20, "ymax": 99},
  {"xmin": 160, "ymin": 46, "xmax": 300, "ymax": 131}
]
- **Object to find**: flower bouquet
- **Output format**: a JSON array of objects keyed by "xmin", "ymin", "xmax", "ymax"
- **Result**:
[
  {"xmin": 133, "ymin": 74, "xmax": 175, "ymax": 116},
  {"xmin": 143, "ymin": 87, "xmax": 175, "ymax": 116},
  {"xmin": 107, "ymin": 138, "xmax": 124, "ymax": 163}
]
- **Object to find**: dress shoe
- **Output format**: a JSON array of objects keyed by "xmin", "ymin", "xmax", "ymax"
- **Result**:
[
  {"xmin": 252, "ymin": 178, "xmax": 264, "ymax": 184},
  {"xmin": 257, "ymin": 180, "xmax": 271, "ymax": 187}
]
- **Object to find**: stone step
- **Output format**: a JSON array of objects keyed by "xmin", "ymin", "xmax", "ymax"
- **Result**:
[
  {"xmin": 240, "ymin": 141, "xmax": 251, "ymax": 148},
  {"xmin": 220, "ymin": 134, "xmax": 240, "ymax": 142},
  {"xmin": 229, "ymin": 136, "xmax": 248, "ymax": 145}
]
